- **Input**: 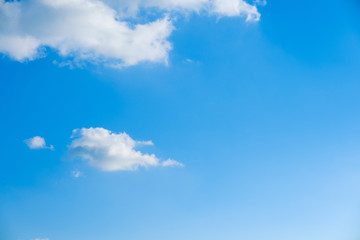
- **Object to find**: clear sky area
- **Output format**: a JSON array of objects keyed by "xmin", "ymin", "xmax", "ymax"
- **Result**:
[{"xmin": 1, "ymin": 0, "xmax": 360, "ymax": 240}]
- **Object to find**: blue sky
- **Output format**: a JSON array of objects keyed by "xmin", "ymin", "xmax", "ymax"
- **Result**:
[{"xmin": 1, "ymin": 0, "xmax": 360, "ymax": 239}]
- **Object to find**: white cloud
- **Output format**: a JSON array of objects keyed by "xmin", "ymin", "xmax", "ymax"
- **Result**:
[
  {"xmin": 0, "ymin": 0, "xmax": 173, "ymax": 66},
  {"xmin": 212, "ymin": 0, "xmax": 260, "ymax": 21},
  {"xmin": 0, "ymin": 0, "xmax": 261, "ymax": 67},
  {"xmin": 105, "ymin": 0, "xmax": 208, "ymax": 15},
  {"xmin": 25, "ymin": 136, "xmax": 54, "ymax": 150},
  {"xmin": 68, "ymin": 127, "xmax": 183, "ymax": 171},
  {"xmin": 253, "ymin": 0, "xmax": 267, "ymax": 6},
  {"xmin": 72, "ymin": 169, "xmax": 83, "ymax": 178},
  {"xmin": 34, "ymin": 238, "xmax": 49, "ymax": 240},
  {"xmin": 162, "ymin": 159, "xmax": 184, "ymax": 167},
  {"xmin": 106, "ymin": 0, "xmax": 261, "ymax": 17}
]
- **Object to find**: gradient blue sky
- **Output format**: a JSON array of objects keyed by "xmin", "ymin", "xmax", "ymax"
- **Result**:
[{"xmin": 1, "ymin": 0, "xmax": 360, "ymax": 240}]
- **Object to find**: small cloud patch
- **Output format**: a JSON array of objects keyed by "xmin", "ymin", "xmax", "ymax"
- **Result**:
[
  {"xmin": 72, "ymin": 169, "xmax": 83, "ymax": 178},
  {"xmin": 25, "ymin": 136, "xmax": 54, "ymax": 150}
]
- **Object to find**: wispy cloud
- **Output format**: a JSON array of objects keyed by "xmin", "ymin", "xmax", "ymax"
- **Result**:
[
  {"xmin": 68, "ymin": 127, "xmax": 183, "ymax": 171},
  {"xmin": 0, "ymin": 0, "xmax": 261, "ymax": 67},
  {"xmin": 253, "ymin": 0, "xmax": 267, "ymax": 6},
  {"xmin": 162, "ymin": 159, "xmax": 184, "ymax": 167},
  {"xmin": 25, "ymin": 136, "xmax": 54, "ymax": 150},
  {"xmin": 72, "ymin": 169, "xmax": 83, "ymax": 178}
]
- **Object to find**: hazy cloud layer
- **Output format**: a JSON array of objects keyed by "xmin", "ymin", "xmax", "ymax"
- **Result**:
[
  {"xmin": 0, "ymin": 0, "xmax": 261, "ymax": 67},
  {"xmin": 68, "ymin": 127, "xmax": 183, "ymax": 171}
]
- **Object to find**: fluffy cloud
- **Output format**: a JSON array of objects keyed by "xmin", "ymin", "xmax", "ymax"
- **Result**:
[
  {"xmin": 25, "ymin": 136, "xmax": 54, "ymax": 150},
  {"xmin": 0, "ymin": 0, "xmax": 173, "ymax": 66},
  {"xmin": 212, "ymin": 0, "xmax": 260, "ymax": 21},
  {"xmin": 0, "ymin": 0, "xmax": 261, "ymax": 67},
  {"xmin": 68, "ymin": 127, "xmax": 183, "ymax": 171}
]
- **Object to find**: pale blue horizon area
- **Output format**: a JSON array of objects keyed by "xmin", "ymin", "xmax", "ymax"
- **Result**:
[{"xmin": 2, "ymin": 0, "xmax": 360, "ymax": 240}]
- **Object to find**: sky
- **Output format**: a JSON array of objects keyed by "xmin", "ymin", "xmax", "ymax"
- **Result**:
[{"xmin": 1, "ymin": 0, "xmax": 360, "ymax": 240}]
